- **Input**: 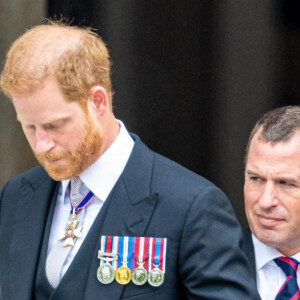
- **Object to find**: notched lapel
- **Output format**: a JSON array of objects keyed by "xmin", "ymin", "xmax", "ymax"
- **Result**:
[
  {"xmin": 100, "ymin": 180, "xmax": 159, "ymax": 238},
  {"xmin": 242, "ymin": 227, "xmax": 257, "ymax": 279},
  {"xmin": 127, "ymin": 193, "xmax": 159, "ymax": 233},
  {"xmin": 100, "ymin": 135, "xmax": 158, "ymax": 237}
]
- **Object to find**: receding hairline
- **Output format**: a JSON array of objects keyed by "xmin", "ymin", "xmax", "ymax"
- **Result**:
[
  {"xmin": 1, "ymin": 20, "xmax": 113, "ymax": 110},
  {"xmin": 244, "ymin": 106, "xmax": 300, "ymax": 165},
  {"xmin": 14, "ymin": 24, "xmax": 85, "ymax": 71}
]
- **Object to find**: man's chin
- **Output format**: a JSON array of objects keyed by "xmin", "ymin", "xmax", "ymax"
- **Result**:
[
  {"xmin": 44, "ymin": 168, "xmax": 73, "ymax": 181},
  {"xmin": 41, "ymin": 162, "xmax": 79, "ymax": 181}
]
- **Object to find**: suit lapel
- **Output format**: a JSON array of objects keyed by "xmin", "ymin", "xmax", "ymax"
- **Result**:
[
  {"xmin": 8, "ymin": 169, "xmax": 58, "ymax": 299},
  {"xmin": 83, "ymin": 136, "xmax": 159, "ymax": 300},
  {"xmin": 242, "ymin": 227, "xmax": 257, "ymax": 280}
]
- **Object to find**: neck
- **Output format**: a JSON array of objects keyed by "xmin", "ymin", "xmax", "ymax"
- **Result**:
[
  {"xmin": 277, "ymin": 246, "xmax": 300, "ymax": 257},
  {"xmin": 99, "ymin": 115, "xmax": 120, "ymax": 157}
]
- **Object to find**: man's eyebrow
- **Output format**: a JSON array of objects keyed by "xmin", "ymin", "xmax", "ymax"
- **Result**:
[
  {"xmin": 43, "ymin": 117, "xmax": 68, "ymax": 124},
  {"xmin": 16, "ymin": 116, "xmax": 69, "ymax": 125},
  {"xmin": 246, "ymin": 169, "xmax": 298, "ymax": 183},
  {"xmin": 246, "ymin": 170, "xmax": 258, "ymax": 176}
]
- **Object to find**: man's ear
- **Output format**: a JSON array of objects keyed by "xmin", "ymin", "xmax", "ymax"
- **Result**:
[{"xmin": 88, "ymin": 86, "xmax": 109, "ymax": 116}]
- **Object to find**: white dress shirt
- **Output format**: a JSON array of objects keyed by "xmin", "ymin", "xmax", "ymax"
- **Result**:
[
  {"xmin": 253, "ymin": 234, "xmax": 300, "ymax": 300},
  {"xmin": 47, "ymin": 121, "xmax": 134, "ymax": 278}
]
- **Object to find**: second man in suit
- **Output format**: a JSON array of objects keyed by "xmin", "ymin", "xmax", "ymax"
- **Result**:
[{"xmin": 243, "ymin": 105, "xmax": 300, "ymax": 300}]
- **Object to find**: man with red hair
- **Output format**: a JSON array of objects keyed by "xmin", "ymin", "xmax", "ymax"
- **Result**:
[{"xmin": 0, "ymin": 21, "xmax": 259, "ymax": 300}]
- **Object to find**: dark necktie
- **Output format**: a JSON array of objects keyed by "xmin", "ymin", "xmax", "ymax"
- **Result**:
[{"xmin": 274, "ymin": 256, "xmax": 300, "ymax": 300}]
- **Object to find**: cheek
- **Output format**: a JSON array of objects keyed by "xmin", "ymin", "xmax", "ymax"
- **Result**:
[
  {"xmin": 244, "ymin": 192, "xmax": 261, "ymax": 226},
  {"xmin": 288, "ymin": 202, "xmax": 300, "ymax": 224},
  {"xmin": 58, "ymin": 125, "xmax": 86, "ymax": 148},
  {"xmin": 245, "ymin": 180, "xmax": 263, "ymax": 198},
  {"xmin": 244, "ymin": 185, "xmax": 257, "ymax": 208},
  {"xmin": 275, "ymin": 189, "xmax": 300, "ymax": 216},
  {"xmin": 245, "ymin": 200, "xmax": 255, "ymax": 220},
  {"xmin": 58, "ymin": 136, "xmax": 80, "ymax": 150}
]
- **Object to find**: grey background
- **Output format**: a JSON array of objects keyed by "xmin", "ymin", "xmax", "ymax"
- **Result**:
[{"xmin": 0, "ymin": 0, "xmax": 44, "ymax": 186}]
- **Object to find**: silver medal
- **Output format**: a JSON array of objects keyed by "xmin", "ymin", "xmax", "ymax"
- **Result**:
[
  {"xmin": 132, "ymin": 266, "xmax": 148, "ymax": 285},
  {"xmin": 97, "ymin": 263, "xmax": 115, "ymax": 284},
  {"xmin": 148, "ymin": 267, "xmax": 164, "ymax": 287}
]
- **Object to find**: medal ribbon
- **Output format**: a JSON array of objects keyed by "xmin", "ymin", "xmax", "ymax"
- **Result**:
[
  {"xmin": 112, "ymin": 236, "xmax": 119, "ymax": 270},
  {"xmin": 128, "ymin": 237, "xmax": 134, "ymax": 270},
  {"xmin": 100, "ymin": 236, "xmax": 166, "ymax": 272},
  {"xmin": 99, "ymin": 236, "xmax": 119, "ymax": 267},
  {"xmin": 144, "ymin": 237, "xmax": 150, "ymax": 269},
  {"xmin": 69, "ymin": 190, "xmax": 95, "ymax": 213},
  {"xmin": 148, "ymin": 237, "xmax": 167, "ymax": 272},
  {"xmin": 100, "ymin": 235, "xmax": 106, "ymax": 266},
  {"xmin": 134, "ymin": 237, "xmax": 149, "ymax": 269},
  {"xmin": 104, "ymin": 235, "xmax": 113, "ymax": 264},
  {"xmin": 153, "ymin": 237, "xmax": 161, "ymax": 267},
  {"xmin": 134, "ymin": 236, "xmax": 140, "ymax": 269},
  {"xmin": 148, "ymin": 237, "xmax": 153, "ymax": 271},
  {"xmin": 118, "ymin": 236, "xmax": 126, "ymax": 268},
  {"xmin": 161, "ymin": 238, "xmax": 167, "ymax": 273},
  {"xmin": 118, "ymin": 236, "xmax": 134, "ymax": 269},
  {"xmin": 99, "ymin": 236, "xmax": 109, "ymax": 266}
]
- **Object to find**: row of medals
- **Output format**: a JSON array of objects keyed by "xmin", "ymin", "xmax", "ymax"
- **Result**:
[{"xmin": 97, "ymin": 252, "xmax": 164, "ymax": 287}]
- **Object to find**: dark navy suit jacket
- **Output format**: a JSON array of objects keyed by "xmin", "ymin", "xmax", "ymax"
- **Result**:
[
  {"xmin": 242, "ymin": 227, "xmax": 257, "ymax": 280},
  {"xmin": 0, "ymin": 134, "xmax": 260, "ymax": 299}
]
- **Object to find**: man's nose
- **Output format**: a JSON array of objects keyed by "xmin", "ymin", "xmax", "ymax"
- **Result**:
[
  {"xmin": 34, "ymin": 129, "xmax": 55, "ymax": 154},
  {"xmin": 258, "ymin": 182, "xmax": 278, "ymax": 209}
]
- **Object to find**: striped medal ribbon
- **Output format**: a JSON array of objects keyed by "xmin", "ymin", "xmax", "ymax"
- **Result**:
[
  {"xmin": 97, "ymin": 236, "xmax": 117, "ymax": 284},
  {"xmin": 132, "ymin": 237, "xmax": 149, "ymax": 285}
]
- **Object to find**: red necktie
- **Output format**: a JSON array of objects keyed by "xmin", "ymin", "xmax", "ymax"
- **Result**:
[{"xmin": 274, "ymin": 256, "xmax": 300, "ymax": 300}]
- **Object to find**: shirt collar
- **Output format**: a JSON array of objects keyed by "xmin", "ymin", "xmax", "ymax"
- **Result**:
[
  {"xmin": 252, "ymin": 234, "xmax": 300, "ymax": 271},
  {"xmin": 61, "ymin": 120, "xmax": 134, "ymax": 202}
]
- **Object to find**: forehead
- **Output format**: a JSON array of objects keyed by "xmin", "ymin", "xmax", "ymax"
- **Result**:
[
  {"xmin": 246, "ymin": 130, "xmax": 300, "ymax": 172},
  {"xmin": 12, "ymin": 77, "xmax": 84, "ymax": 124}
]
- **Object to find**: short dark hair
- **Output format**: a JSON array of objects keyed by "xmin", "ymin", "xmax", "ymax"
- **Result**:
[{"xmin": 245, "ymin": 106, "xmax": 300, "ymax": 163}]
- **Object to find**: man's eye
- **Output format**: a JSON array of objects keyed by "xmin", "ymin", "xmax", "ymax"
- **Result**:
[
  {"xmin": 24, "ymin": 125, "xmax": 36, "ymax": 131},
  {"xmin": 44, "ymin": 121, "xmax": 64, "ymax": 130},
  {"xmin": 279, "ymin": 180, "xmax": 294, "ymax": 187},
  {"xmin": 44, "ymin": 124, "xmax": 56, "ymax": 130}
]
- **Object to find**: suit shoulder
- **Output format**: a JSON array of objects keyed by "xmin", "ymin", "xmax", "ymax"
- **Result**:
[
  {"xmin": 149, "ymin": 152, "xmax": 231, "ymax": 215},
  {"xmin": 1, "ymin": 165, "xmax": 52, "ymax": 190},
  {"xmin": 152, "ymin": 151, "xmax": 218, "ymax": 192},
  {"xmin": 130, "ymin": 133, "xmax": 215, "ymax": 190}
]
